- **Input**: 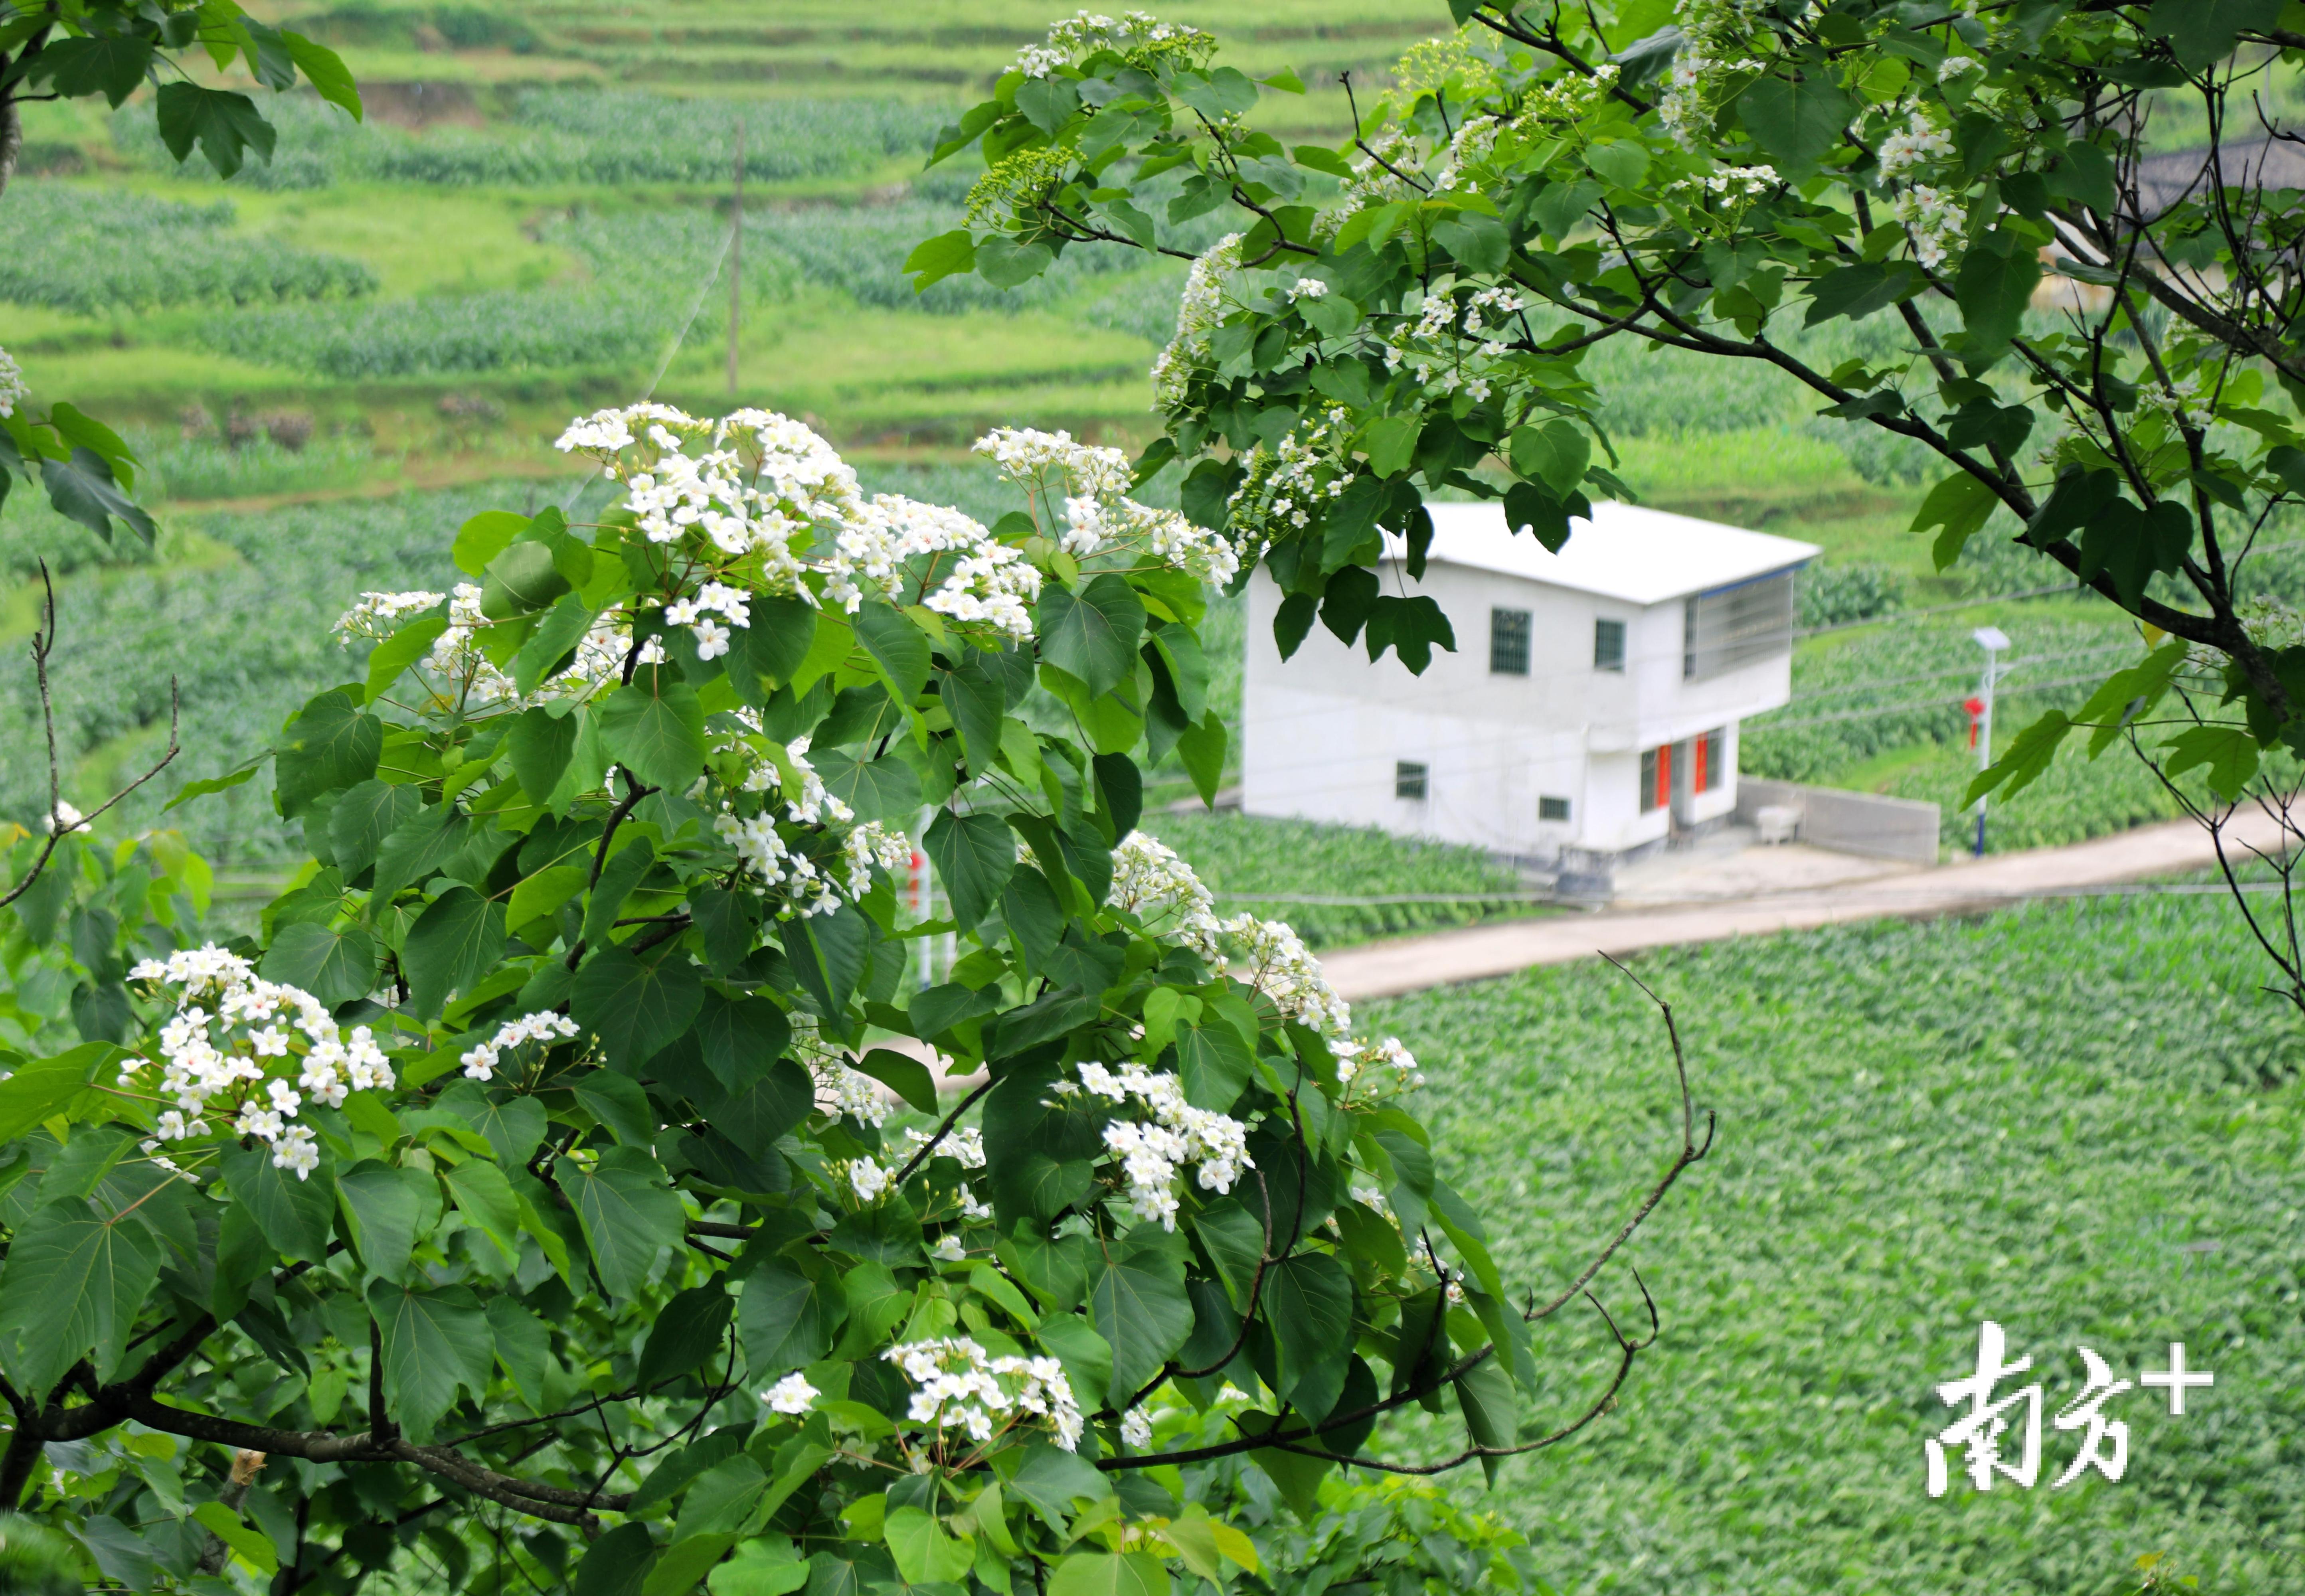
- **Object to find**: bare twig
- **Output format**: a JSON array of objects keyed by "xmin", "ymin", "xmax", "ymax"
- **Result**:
[{"xmin": 0, "ymin": 565, "xmax": 183, "ymax": 911}]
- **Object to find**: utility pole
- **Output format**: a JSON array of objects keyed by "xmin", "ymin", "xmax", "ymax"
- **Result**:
[
  {"xmin": 727, "ymin": 118, "xmax": 744, "ymax": 397},
  {"xmin": 1971, "ymin": 626, "xmax": 2008, "ymax": 857}
]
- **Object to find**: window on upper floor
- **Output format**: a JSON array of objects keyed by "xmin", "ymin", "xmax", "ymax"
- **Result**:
[
  {"xmin": 1539, "ymin": 795, "xmax": 1571, "ymax": 822},
  {"xmin": 1396, "ymin": 761, "xmax": 1429, "ymax": 800},
  {"xmin": 1489, "ymin": 608, "xmax": 1531, "ymax": 675},
  {"xmin": 1683, "ymin": 573, "xmax": 1795, "ymax": 679},
  {"xmin": 1593, "ymin": 617, "xmax": 1626, "ymax": 672}
]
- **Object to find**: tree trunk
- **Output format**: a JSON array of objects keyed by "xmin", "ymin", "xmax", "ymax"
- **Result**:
[{"xmin": 0, "ymin": 83, "xmax": 21, "ymax": 202}]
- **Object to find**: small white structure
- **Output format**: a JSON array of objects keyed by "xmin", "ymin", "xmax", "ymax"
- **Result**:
[{"xmin": 1242, "ymin": 500, "xmax": 1819, "ymax": 863}]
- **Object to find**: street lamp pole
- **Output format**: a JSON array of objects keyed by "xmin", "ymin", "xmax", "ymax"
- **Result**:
[{"xmin": 1971, "ymin": 626, "xmax": 2008, "ymax": 858}]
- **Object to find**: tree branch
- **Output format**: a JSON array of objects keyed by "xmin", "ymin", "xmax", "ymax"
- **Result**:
[{"xmin": 0, "ymin": 565, "xmax": 183, "ymax": 911}]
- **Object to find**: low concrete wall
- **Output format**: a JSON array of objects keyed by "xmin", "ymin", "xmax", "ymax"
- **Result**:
[{"xmin": 1736, "ymin": 778, "xmax": 1940, "ymax": 864}]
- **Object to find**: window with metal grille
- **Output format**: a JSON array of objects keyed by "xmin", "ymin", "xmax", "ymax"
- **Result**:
[
  {"xmin": 1489, "ymin": 607, "xmax": 1532, "ymax": 675},
  {"xmin": 1395, "ymin": 761, "xmax": 1429, "ymax": 800},
  {"xmin": 1639, "ymin": 745, "xmax": 1670, "ymax": 814},
  {"xmin": 1593, "ymin": 617, "xmax": 1626, "ymax": 672},
  {"xmin": 1682, "ymin": 573, "xmax": 1795, "ymax": 679},
  {"xmin": 1538, "ymin": 795, "xmax": 1571, "ymax": 822},
  {"xmin": 1692, "ymin": 727, "xmax": 1726, "ymax": 794}
]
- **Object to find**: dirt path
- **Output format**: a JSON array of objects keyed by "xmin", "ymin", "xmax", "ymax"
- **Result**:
[{"xmin": 1320, "ymin": 811, "xmax": 2291, "ymax": 1002}]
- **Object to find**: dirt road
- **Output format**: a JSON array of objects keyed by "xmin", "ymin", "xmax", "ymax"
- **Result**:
[{"xmin": 1320, "ymin": 811, "xmax": 2290, "ymax": 1002}]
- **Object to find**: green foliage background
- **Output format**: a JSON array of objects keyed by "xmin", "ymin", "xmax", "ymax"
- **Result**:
[{"xmin": 1383, "ymin": 888, "xmax": 2305, "ymax": 1593}]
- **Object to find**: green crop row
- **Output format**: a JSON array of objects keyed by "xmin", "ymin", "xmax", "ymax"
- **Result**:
[
  {"xmin": 0, "ymin": 183, "xmax": 376, "ymax": 313},
  {"xmin": 1384, "ymin": 888, "xmax": 2305, "ymax": 1591},
  {"xmin": 1142, "ymin": 811, "xmax": 1538, "ymax": 948},
  {"xmin": 108, "ymin": 91, "xmax": 949, "ymax": 192},
  {"xmin": 177, "ymin": 208, "xmax": 730, "ymax": 378},
  {"xmin": 132, "ymin": 431, "xmax": 378, "ymax": 502},
  {"xmin": 0, "ymin": 486, "xmax": 483, "ymax": 866},
  {"xmin": 745, "ymin": 186, "xmax": 1222, "ymax": 318}
]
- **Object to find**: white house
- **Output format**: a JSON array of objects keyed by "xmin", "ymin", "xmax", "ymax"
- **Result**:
[{"xmin": 1241, "ymin": 500, "xmax": 1820, "ymax": 863}]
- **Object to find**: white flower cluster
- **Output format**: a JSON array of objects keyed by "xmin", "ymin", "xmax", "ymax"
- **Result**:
[
  {"xmin": 1111, "ymin": 830, "xmax": 1225, "ymax": 962},
  {"xmin": 823, "ymin": 494, "xmax": 1040, "ymax": 642},
  {"xmin": 1938, "ymin": 54, "xmax": 1984, "ymax": 81},
  {"xmin": 1120, "ymin": 1407, "xmax": 1153, "ymax": 1448},
  {"xmin": 552, "ymin": 401, "xmax": 701, "ymax": 456},
  {"xmin": 1152, "ymin": 234, "xmax": 1243, "ymax": 412},
  {"xmin": 2194, "ymin": 593, "xmax": 2305, "ymax": 670},
  {"xmin": 123, "ymin": 945, "xmax": 398, "ymax": 1180},
  {"xmin": 819, "ymin": 1065, "xmax": 889, "ymax": 1124},
  {"xmin": 1317, "ymin": 128, "xmax": 1418, "ymax": 243},
  {"xmin": 1223, "ymin": 913, "xmax": 1354, "ymax": 1041},
  {"xmin": 902, "ymin": 1123, "xmax": 987, "ymax": 1168},
  {"xmin": 1054, "ymin": 1061, "xmax": 1253, "ymax": 1229},
  {"xmin": 714, "ymin": 809, "xmax": 840, "ymax": 917},
  {"xmin": 664, "ymin": 581, "xmax": 751, "ymax": 662},
  {"xmin": 1226, "ymin": 407, "xmax": 1355, "ymax": 551},
  {"xmin": 1336, "ymin": 1035, "xmax": 1425, "ymax": 1095},
  {"xmin": 339, "ymin": 582, "xmax": 628, "ymax": 708},
  {"xmin": 0, "ymin": 345, "xmax": 24, "ymax": 419},
  {"xmin": 1893, "ymin": 183, "xmax": 1965, "ymax": 270},
  {"xmin": 712, "ymin": 734, "xmax": 884, "ymax": 918},
  {"xmin": 1059, "ymin": 495, "xmax": 1242, "ymax": 587},
  {"xmin": 1880, "ymin": 111, "xmax": 1954, "ymax": 180},
  {"xmin": 883, "ymin": 1336, "xmax": 1085, "ymax": 1452},
  {"xmin": 459, "ymin": 1011, "xmax": 581, "ymax": 1082},
  {"xmin": 1433, "ymin": 117, "xmax": 1502, "ymax": 196},
  {"xmin": 2136, "ymin": 368, "xmax": 2209, "ymax": 429},
  {"xmin": 847, "ymin": 1156, "xmax": 893, "ymax": 1203},
  {"xmin": 1673, "ymin": 164, "xmax": 1780, "ymax": 202},
  {"xmin": 762, "ymin": 1371, "xmax": 820, "ymax": 1415},
  {"xmin": 334, "ymin": 589, "xmax": 447, "ymax": 643},
  {"xmin": 842, "ymin": 820, "xmax": 915, "ymax": 897},
  {"xmin": 556, "ymin": 405, "xmax": 854, "ymax": 597},
  {"xmin": 1288, "ymin": 277, "xmax": 1330, "ymax": 301},
  {"xmin": 1657, "ymin": 0, "xmax": 1766, "ymax": 138},
  {"xmin": 1380, "ymin": 286, "xmax": 1525, "ymax": 399},
  {"xmin": 44, "ymin": 801, "xmax": 86, "ymax": 837},
  {"xmin": 974, "ymin": 426, "xmax": 1133, "ymax": 500},
  {"xmin": 1111, "ymin": 832, "xmax": 1422, "ymax": 1100},
  {"xmin": 791, "ymin": 1013, "xmax": 894, "ymax": 1126},
  {"xmin": 1011, "ymin": 8, "xmax": 1212, "ymax": 77},
  {"xmin": 1504, "ymin": 63, "xmax": 1623, "ymax": 142}
]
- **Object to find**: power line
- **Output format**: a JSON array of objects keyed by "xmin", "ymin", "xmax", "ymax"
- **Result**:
[
  {"xmin": 1751, "ymin": 670, "xmax": 2117, "ymax": 732},
  {"xmin": 1200, "ymin": 880, "xmax": 2296, "ymax": 907},
  {"xmin": 1779, "ymin": 642, "xmax": 2137, "ymax": 705},
  {"xmin": 1796, "ymin": 533, "xmax": 2305, "ymax": 640},
  {"xmin": 558, "ymin": 220, "xmax": 738, "ymax": 514}
]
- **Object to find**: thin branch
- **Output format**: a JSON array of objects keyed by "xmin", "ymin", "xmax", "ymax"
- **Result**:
[
  {"xmin": 0, "ymin": 565, "xmax": 183, "ymax": 911},
  {"xmin": 1525, "ymin": 955, "xmax": 1712, "ymax": 1321},
  {"xmin": 891, "ymin": 1078, "xmax": 996, "ymax": 1187},
  {"xmin": 1265, "ymin": 1282, "xmax": 1657, "ymax": 1474}
]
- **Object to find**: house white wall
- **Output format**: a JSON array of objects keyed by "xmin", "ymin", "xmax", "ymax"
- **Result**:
[{"xmin": 1241, "ymin": 559, "xmax": 1793, "ymax": 858}]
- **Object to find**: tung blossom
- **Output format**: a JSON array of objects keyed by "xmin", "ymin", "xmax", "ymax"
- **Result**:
[
  {"xmin": 122, "ymin": 945, "xmax": 396, "ymax": 1179},
  {"xmin": 1054, "ymin": 1060, "xmax": 1253, "ymax": 1229},
  {"xmin": 883, "ymin": 1336, "xmax": 1085, "ymax": 1452}
]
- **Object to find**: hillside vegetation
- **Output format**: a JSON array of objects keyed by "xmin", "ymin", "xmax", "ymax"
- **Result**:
[
  {"xmin": 1385, "ymin": 889, "xmax": 2305, "ymax": 1593},
  {"xmin": 3, "ymin": 0, "xmax": 2289, "ymax": 887}
]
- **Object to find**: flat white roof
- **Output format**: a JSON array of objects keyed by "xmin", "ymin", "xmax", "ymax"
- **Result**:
[{"xmin": 1384, "ymin": 499, "xmax": 1820, "ymax": 606}]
